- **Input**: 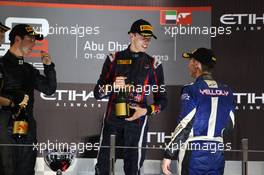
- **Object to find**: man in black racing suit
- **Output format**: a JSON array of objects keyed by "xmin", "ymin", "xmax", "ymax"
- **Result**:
[
  {"xmin": 0, "ymin": 24, "xmax": 57, "ymax": 175},
  {"xmin": 94, "ymin": 19, "xmax": 167, "ymax": 175}
]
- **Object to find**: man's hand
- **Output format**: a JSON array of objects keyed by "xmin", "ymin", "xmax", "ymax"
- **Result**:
[
  {"xmin": 125, "ymin": 106, "xmax": 147, "ymax": 121},
  {"xmin": 13, "ymin": 94, "xmax": 29, "ymax": 117},
  {"xmin": 114, "ymin": 76, "xmax": 126, "ymax": 89},
  {"xmin": 41, "ymin": 50, "xmax": 52, "ymax": 65},
  {"xmin": 162, "ymin": 158, "xmax": 172, "ymax": 175},
  {"xmin": 19, "ymin": 95, "xmax": 29, "ymax": 109}
]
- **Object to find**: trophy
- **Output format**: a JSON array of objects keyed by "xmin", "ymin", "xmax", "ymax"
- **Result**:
[{"xmin": 44, "ymin": 149, "xmax": 76, "ymax": 175}]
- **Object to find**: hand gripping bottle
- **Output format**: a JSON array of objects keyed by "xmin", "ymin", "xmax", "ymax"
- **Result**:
[{"xmin": 12, "ymin": 106, "xmax": 28, "ymax": 139}]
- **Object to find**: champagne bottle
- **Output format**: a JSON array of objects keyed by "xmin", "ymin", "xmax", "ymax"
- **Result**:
[
  {"xmin": 12, "ymin": 107, "xmax": 28, "ymax": 139},
  {"xmin": 115, "ymin": 91, "xmax": 130, "ymax": 118}
]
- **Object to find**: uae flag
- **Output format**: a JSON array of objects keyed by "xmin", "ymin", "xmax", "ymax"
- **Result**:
[
  {"xmin": 164, "ymin": 11, "xmax": 177, "ymax": 24},
  {"xmin": 160, "ymin": 9, "xmax": 192, "ymax": 25}
]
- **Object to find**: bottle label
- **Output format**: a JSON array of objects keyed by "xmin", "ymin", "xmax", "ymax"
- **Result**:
[
  {"xmin": 115, "ymin": 102, "xmax": 128, "ymax": 117},
  {"xmin": 13, "ymin": 121, "xmax": 28, "ymax": 135}
]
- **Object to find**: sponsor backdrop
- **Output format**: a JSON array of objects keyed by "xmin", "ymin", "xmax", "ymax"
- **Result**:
[{"xmin": 0, "ymin": 0, "xmax": 263, "ymax": 163}]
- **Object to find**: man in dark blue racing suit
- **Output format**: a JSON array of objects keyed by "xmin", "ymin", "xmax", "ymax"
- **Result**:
[
  {"xmin": 162, "ymin": 48, "xmax": 235, "ymax": 175},
  {"xmin": 94, "ymin": 19, "xmax": 167, "ymax": 175}
]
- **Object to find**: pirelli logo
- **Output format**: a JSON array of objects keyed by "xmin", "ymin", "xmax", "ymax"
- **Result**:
[
  {"xmin": 140, "ymin": 25, "xmax": 153, "ymax": 32},
  {"xmin": 117, "ymin": 59, "xmax": 132, "ymax": 64}
]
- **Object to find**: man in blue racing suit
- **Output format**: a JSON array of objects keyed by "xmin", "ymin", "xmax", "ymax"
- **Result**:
[{"xmin": 162, "ymin": 48, "xmax": 235, "ymax": 175}]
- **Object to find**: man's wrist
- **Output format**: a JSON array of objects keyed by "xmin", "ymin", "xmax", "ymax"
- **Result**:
[
  {"xmin": 44, "ymin": 62, "xmax": 55, "ymax": 69},
  {"xmin": 146, "ymin": 105, "xmax": 153, "ymax": 115},
  {"xmin": 44, "ymin": 62, "xmax": 51, "ymax": 65},
  {"xmin": 8, "ymin": 99, "xmax": 14, "ymax": 107},
  {"xmin": 143, "ymin": 108, "xmax": 147, "ymax": 115},
  {"xmin": 164, "ymin": 149, "xmax": 174, "ymax": 159}
]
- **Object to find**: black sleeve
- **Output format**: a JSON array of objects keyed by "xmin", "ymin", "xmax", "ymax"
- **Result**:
[
  {"xmin": 0, "ymin": 58, "xmax": 4, "ymax": 93},
  {"xmin": 34, "ymin": 63, "xmax": 57, "ymax": 95},
  {"xmin": 0, "ymin": 60, "xmax": 24, "ymax": 108},
  {"xmin": 94, "ymin": 55, "xmax": 115, "ymax": 100},
  {"xmin": 146, "ymin": 59, "xmax": 168, "ymax": 115},
  {"xmin": 0, "ymin": 64, "xmax": 4, "ymax": 94}
]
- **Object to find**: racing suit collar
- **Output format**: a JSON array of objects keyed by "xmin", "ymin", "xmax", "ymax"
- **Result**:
[
  {"xmin": 127, "ymin": 44, "xmax": 145, "ymax": 59},
  {"xmin": 6, "ymin": 50, "xmax": 24, "ymax": 65},
  {"xmin": 196, "ymin": 73, "xmax": 214, "ymax": 82}
]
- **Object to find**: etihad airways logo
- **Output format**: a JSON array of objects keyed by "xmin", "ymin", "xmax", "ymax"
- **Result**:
[
  {"xmin": 220, "ymin": 14, "xmax": 264, "ymax": 25},
  {"xmin": 40, "ymin": 90, "xmax": 108, "ymax": 108},
  {"xmin": 234, "ymin": 93, "xmax": 264, "ymax": 111},
  {"xmin": 220, "ymin": 13, "xmax": 264, "ymax": 31},
  {"xmin": 234, "ymin": 93, "xmax": 264, "ymax": 104}
]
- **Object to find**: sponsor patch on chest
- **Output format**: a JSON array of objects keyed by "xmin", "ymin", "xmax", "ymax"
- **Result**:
[
  {"xmin": 199, "ymin": 89, "xmax": 229, "ymax": 96},
  {"xmin": 117, "ymin": 59, "xmax": 132, "ymax": 64}
]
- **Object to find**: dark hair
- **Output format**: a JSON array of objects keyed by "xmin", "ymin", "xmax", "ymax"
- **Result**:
[
  {"xmin": 201, "ymin": 64, "xmax": 214, "ymax": 73},
  {"xmin": 10, "ymin": 35, "xmax": 24, "ymax": 46},
  {"xmin": 10, "ymin": 39, "xmax": 15, "ymax": 46}
]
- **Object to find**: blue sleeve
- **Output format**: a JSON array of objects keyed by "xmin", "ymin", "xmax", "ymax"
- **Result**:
[
  {"xmin": 177, "ymin": 86, "xmax": 196, "ymax": 123},
  {"xmin": 164, "ymin": 85, "xmax": 197, "ymax": 159},
  {"xmin": 223, "ymin": 88, "xmax": 235, "ymax": 140}
]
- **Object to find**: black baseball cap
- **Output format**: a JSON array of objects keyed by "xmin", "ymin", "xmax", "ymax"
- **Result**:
[
  {"xmin": 0, "ymin": 22, "xmax": 10, "ymax": 32},
  {"xmin": 182, "ymin": 48, "xmax": 216, "ymax": 68},
  {"xmin": 9, "ymin": 24, "xmax": 43, "ymax": 42},
  {"xmin": 128, "ymin": 19, "xmax": 157, "ymax": 39}
]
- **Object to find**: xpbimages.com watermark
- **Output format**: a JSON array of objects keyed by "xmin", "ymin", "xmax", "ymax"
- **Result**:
[
  {"xmin": 33, "ymin": 140, "xmax": 99, "ymax": 154},
  {"xmin": 164, "ymin": 25, "xmax": 232, "ymax": 37},
  {"xmin": 32, "ymin": 24, "xmax": 100, "ymax": 37},
  {"xmin": 165, "ymin": 140, "xmax": 232, "ymax": 154},
  {"xmin": 31, "ymin": 139, "xmax": 232, "ymax": 154},
  {"xmin": 98, "ymin": 84, "xmax": 166, "ymax": 96}
]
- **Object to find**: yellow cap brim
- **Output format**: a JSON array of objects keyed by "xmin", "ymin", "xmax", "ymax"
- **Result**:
[{"xmin": 182, "ymin": 52, "xmax": 192, "ymax": 59}]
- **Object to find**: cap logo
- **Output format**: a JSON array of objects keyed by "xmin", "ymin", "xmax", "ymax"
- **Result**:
[
  {"xmin": 141, "ymin": 33, "xmax": 152, "ymax": 36},
  {"xmin": 140, "ymin": 25, "xmax": 153, "ymax": 32},
  {"xmin": 25, "ymin": 26, "xmax": 34, "ymax": 33},
  {"xmin": 183, "ymin": 53, "xmax": 190, "ymax": 58},
  {"xmin": 212, "ymin": 57, "xmax": 216, "ymax": 62}
]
